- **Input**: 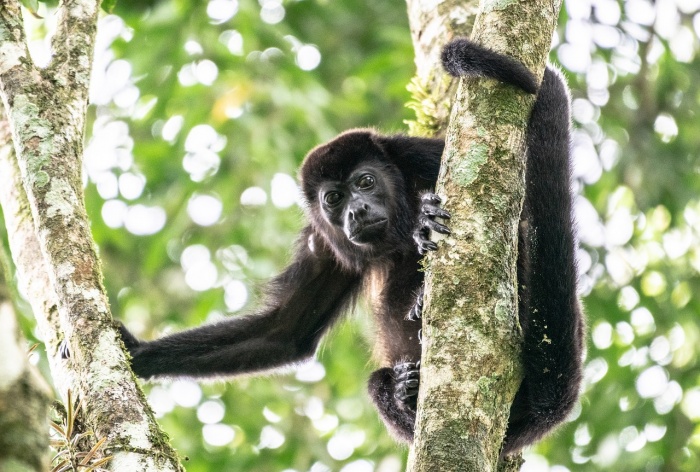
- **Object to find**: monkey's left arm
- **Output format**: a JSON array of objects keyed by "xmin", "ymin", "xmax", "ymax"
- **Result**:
[{"xmin": 119, "ymin": 228, "xmax": 362, "ymax": 379}]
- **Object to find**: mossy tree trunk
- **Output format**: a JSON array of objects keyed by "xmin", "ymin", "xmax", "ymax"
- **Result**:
[
  {"xmin": 0, "ymin": 2, "xmax": 182, "ymax": 470},
  {"xmin": 0, "ymin": 235, "xmax": 51, "ymax": 472},
  {"xmin": 405, "ymin": 1, "xmax": 562, "ymax": 470}
]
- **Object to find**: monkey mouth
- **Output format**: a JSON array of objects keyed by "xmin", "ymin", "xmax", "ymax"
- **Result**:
[{"xmin": 348, "ymin": 219, "xmax": 388, "ymax": 243}]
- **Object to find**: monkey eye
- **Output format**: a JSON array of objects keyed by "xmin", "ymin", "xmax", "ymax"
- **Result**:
[
  {"xmin": 356, "ymin": 174, "xmax": 375, "ymax": 189},
  {"xmin": 324, "ymin": 191, "xmax": 343, "ymax": 206}
]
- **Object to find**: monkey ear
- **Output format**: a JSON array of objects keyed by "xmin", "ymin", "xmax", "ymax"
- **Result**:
[
  {"xmin": 371, "ymin": 134, "xmax": 444, "ymax": 184},
  {"xmin": 369, "ymin": 134, "xmax": 412, "ymax": 163},
  {"xmin": 368, "ymin": 133, "xmax": 393, "ymax": 156}
]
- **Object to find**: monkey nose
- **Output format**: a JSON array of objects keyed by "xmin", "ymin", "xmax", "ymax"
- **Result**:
[{"xmin": 349, "ymin": 203, "xmax": 370, "ymax": 221}]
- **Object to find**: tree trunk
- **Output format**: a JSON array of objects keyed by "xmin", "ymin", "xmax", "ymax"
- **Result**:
[
  {"xmin": 0, "ymin": 237, "xmax": 51, "ymax": 472},
  {"xmin": 405, "ymin": 0, "xmax": 478, "ymax": 137},
  {"xmin": 405, "ymin": 0, "xmax": 562, "ymax": 470},
  {"xmin": 0, "ymin": 2, "xmax": 182, "ymax": 470}
]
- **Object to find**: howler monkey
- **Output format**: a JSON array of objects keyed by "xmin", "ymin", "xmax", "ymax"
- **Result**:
[{"xmin": 118, "ymin": 39, "xmax": 584, "ymax": 455}]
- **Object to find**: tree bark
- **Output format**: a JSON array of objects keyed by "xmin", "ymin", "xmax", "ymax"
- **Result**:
[
  {"xmin": 0, "ymin": 236, "xmax": 51, "ymax": 472},
  {"xmin": 0, "ymin": 2, "xmax": 182, "ymax": 470},
  {"xmin": 405, "ymin": 0, "xmax": 478, "ymax": 137},
  {"xmin": 405, "ymin": 0, "xmax": 562, "ymax": 470}
]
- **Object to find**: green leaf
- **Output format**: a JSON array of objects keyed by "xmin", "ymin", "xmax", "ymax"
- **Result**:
[
  {"xmin": 19, "ymin": 0, "xmax": 41, "ymax": 16},
  {"xmin": 101, "ymin": 0, "xmax": 118, "ymax": 13}
]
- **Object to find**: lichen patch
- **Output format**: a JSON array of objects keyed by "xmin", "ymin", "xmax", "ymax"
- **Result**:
[{"xmin": 45, "ymin": 178, "xmax": 78, "ymax": 220}]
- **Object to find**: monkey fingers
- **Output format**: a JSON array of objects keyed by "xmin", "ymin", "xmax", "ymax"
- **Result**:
[
  {"xmin": 116, "ymin": 321, "xmax": 141, "ymax": 350},
  {"xmin": 413, "ymin": 192, "xmax": 451, "ymax": 255},
  {"xmin": 413, "ymin": 227, "xmax": 437, "ymax": 255},
  {"xmin": 393, "ymin": 360, "xmax": 421, "ymax": 410},
  {"xmin": 407, "ymin": 285, "xmax": 424, "ymax": 321},
  {"xmin": 420, "ymin": 192, "xmax": 451, "ymax": 220},
  {"xmin": 419, "ymin": 214, "xmax": 451, "ymax": 236},
  {"xmin": 59, "ymin": 340, "xmax": 71, "ymax": 359}
]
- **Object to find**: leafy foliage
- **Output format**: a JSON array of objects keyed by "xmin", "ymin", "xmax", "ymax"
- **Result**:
[{"xmin": 49, "ymin": 391, "xmax": 112, "ymax": 472}]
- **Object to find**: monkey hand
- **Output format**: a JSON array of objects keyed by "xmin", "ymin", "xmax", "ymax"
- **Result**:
[
  {"xmin": 116, "ymin": 321, "xmax": 141, "ymax": 352},
  {"xmin": 393, "ymin": 360, "xmax": 421, "ymax": 411},
  {"xmin": 413, "ymin": 192, "xmax": 450, "ymax": 255},
  {"xmin": 60, "ymin": 322, "xmax": 140, "ymax": 361}
]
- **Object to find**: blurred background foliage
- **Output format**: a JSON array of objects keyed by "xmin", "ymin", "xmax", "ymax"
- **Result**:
[{"xmin": 4, "ymin": 0, "xmax": 700, "ymax": 470}]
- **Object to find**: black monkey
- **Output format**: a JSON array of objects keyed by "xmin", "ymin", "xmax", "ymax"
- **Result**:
[{"xmin": 118, "ymin": 38, "xmax": 584, "ymax": 456}]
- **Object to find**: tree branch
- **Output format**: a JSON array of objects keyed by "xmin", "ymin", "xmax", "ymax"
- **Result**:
[
  {"xmin": 0, "ymin": 1, "xmax": 36, "ymax": 100},
  {"xmin": 405, "ymin": 0, "xmax": 478, "ymax": 136},
  {"xmin": 0, "ymin": 118, "xmax": 70, "ymax": 392},
  {"xmin": 0, "ymin": 3, "xmax": 183, "ymax": 469},
  {"xmin": 50, "ymin": 0, "xmax": 100, "ymax": 124},
  {"xmin": 0, "ymin": 232, "xmax": 51, "ymax": 472}
]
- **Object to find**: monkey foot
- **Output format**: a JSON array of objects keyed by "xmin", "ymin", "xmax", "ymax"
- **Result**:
[
  {"xmin": 393, "ymin": 360, "xmax": 421, "ymax": 410},
  {"xmin": 407, "ymin": 285, "xmax": 424, "ymax": 321}
]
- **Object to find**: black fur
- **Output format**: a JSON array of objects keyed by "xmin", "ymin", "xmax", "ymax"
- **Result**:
[
  {"xmin": 119, "ymin": 38, "xmax": 583, "ymax": 456},
  {"xmin": 441, "ymin": 38, "xmax": 539, "ymax": 94}
]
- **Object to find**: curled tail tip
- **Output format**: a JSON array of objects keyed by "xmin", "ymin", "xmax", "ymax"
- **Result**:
[
  {"xmin": 441, "ymin": 37, "xmax": 539, "ymax": 95},
  {"xmin": 440, "ymin": 38, "xmax": 478, "ymax": 77},
  {"xmin": 512, "ymin": 70, "xmax": 539, "ymax": 96}
]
